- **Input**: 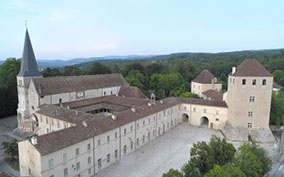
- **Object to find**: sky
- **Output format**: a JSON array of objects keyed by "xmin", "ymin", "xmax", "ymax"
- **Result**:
[{"xmin": 0, "ymin": 0, "xmax": 284, "ymax": 60}]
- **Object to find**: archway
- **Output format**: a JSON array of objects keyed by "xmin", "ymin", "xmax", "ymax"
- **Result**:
[
  {"xmin": 200, "ymin": 117, "xmax": 209, "ymax": 128},
  {"xmin": 182, "ymin": 113, "xmax": 189, "ymax": 122}
]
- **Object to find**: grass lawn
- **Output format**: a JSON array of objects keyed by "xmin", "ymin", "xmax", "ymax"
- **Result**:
[{"xmin": 4, "ymin": 157, "xmax": 19, "ymax": 171}]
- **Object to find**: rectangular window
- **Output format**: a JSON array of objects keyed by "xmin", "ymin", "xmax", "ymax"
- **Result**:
[
  {"xmin": 124, "ymin": 128, "xmax": 127, "ymax": 135},
  {"xmin": 131, "ymin": 141, "xmax": 133, "ymax": 149},
  {"xmin": 107, "ymin": 135, "xmax": 110, "ymax": 142},
  {"xmin": 216, "ymin": 110, "xmax": 219, "ymax": 115},
  {"xmin": 98, "ymin": 159, "xmax": 102, "ymax": 168},
  {"xmin": 64, "ymin": 168, "xmax": 68, "ymax": 177},
  {"xmin": 115, "ymin": 150, "xmax": 118, "ymax": 158},
  {"xmin": 115, "ymin": 132, "xmax": 118, "ymax": 139},
  {"xmin": 193, "ymin": 107, "xmax": 196, "ymax": 112},
  {"xmin": 248, "ymin": 123, "xmax": 253, "ymax": 128},
  {"xmin": 137, "ymin": 123, "xmax": 139, "ymax": 128},
  {"xmin": 124, "ymin": 145, "xmax": 127, "ymax": 154},
  {"xmin": 262, "ymin": 79, "xmax": 266, "ymax": 85},
  {"xmin": 107, "ymin": 154, "xmax": 110, "ymax": 163},
  {"xmin": 48, "ymin": 159, "xmax": 53, "ymax": 168},
  {"xmin": 184, "ymin": 106, "xmax": 187, "ymax": 111},
  {"xmin": 252, "ymin": 79, "xmax": 256, "ymax": 85},
  {"xmin": 46, "ymin": 117, "xmax": 49, "ymax": 124},
  {"xmin": 216, "ymin": 118, "xmax": 219, "ymax": 121},
  {"xmin": 76, "ymin": 162, "xmax": 80, "ymax": 171},
  {"xmin": 130, "ymin": 126, "xmax": 133, "ymax": 131},
  {"xmin": 143, "ymin": 135, "xmax": 145, "ymax": 143},
  {"xmin": 242, "ymin": 79, "xmax": 246, "ymax": 85},
  {"xmin": 137, "ymin": 138, "xmax": 139, "ymax": 146},
  {"xmin": 75, "ymin": 148, "xmax": 80, "ymax": 156},
  {"xmin": 248, "ymin": 111, "xmax": 253, "ymax": 117},
  {"xmin": 63, "ymin": 153, "xmax": 67, "ymax": 162},
  {"xmin": 57, "ymin": 120, "xmax": 60, "ymax": 128},
  {"xmin": 143, "ymin": 120, "xmax": 145, "ymax": 126},
  {"xmin": 148, "ymin": 118, "xmax": 150, "ymax": 124},
  {"xmin": 204, "ymin": 109, "xmax": 206, "ymax": 113},
  {"xmin": 87, "ymin": 143, "xmax": 91, "ymax": 150},
  {"xmin": 98, "ymin": 139, "xmax": 101, "ymax": 146},
  {"xmin": 88, "ymin": 168, "xmax": 92, "ymax": 174},
  {"xmin": 249, "ymin": 96, "xmax": 255, "ymax": 103},
  {"xmin": 88, "ymin": 156, "xmax": 91, "ymax": 165}
]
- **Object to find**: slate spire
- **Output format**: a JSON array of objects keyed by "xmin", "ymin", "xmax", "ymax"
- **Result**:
[{"xmin": 18, "ymin": 29, "xmax": 42, "ymax": 77}]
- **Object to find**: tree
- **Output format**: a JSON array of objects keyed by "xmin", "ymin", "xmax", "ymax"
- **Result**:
[
  {"xmin": 162, "ymin": 169, "xmax": 184, "ymax": 177},
  {"xmin": 234, "ymin": 143, "xmax": 270, "ymax": 177},
  {"xmin": 42, "ymin": 67, "xmax": 62, "ymax": 77},
  {"xmin": 182, "ymin": 161, "xmax": 201, "ymax": 177},
  {"xmin": 123, "ymin": 63, "xmax": 145, "ymax": 76},
  {"xmin": 203, "ymin": 165, "xmax": 231, "ymax": 177},
  {"xmin": 270, "ymin": 91, "xmax": 284, "ymax": 126},
  {"xmin": 90, "ymin": 63, "xmax": 111, "ymax": 75},
  {"xmin": 204, "ymin": 164, "xmax": 246, "ymax": 177},
  {"xmin": 190, "ymin": 135, "xmax": 236, "ymax": 175},
  {"xmin": 209, "ymin": 135, "xmax": 236, "ymax": 166},
  {"xmin": 126, "ymin": 70, "xmax": 149, "ymax": 94},
  {"xmin": 0, "ymin": 58, "xmax": 20, "ymax": 118},
  {"xmin": 273, "ymin": 70, "xmax": 284, "ymax": 86},
  {"xmin": 145, "ymin": 63, "xmax": 167, "ymax": 76},
  {"xmin": 179, "ymin": 92, "xmax": 200, "ymax": 99},
  {"xmin": 1, "ymin": 140, "xmax": 18, "ymax": 160}
]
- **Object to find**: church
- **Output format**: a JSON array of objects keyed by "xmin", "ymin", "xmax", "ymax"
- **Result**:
[{"xmin": 17, "ymin": 30, "xmax": 275, "ymax": 177}]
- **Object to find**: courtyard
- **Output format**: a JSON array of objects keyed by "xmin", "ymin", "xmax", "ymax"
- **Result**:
[{"xmin": 96, "ymin": 123, "xmax": 223, "ymax": 177}]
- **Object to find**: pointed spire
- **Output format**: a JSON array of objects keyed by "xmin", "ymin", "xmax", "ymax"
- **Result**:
[{"xmin": 18, "ymin": 29, "xmax": 42, "ymax": 77}]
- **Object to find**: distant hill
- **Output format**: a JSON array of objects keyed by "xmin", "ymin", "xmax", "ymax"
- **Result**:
[
  {"xmin": 76, "ymin": 48, "xmax": 284, "ymax": 69},
  {"xmin": 36, "ymin": 55, "xmax": 154, "ymax": 68}
]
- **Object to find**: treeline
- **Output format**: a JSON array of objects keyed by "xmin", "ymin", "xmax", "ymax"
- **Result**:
[
  {"xmin": 162, "ymin": 135, "xmax": 271, "ymax": 177},
  {"xmin": 0, "ymin": 50, "xmax": 284, "ymax": 119}
]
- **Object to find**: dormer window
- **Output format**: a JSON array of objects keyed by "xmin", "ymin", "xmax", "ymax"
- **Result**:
[
  {"xmin": 262, "ymin": 79, "xmax": 266, "ymax": 85},
  {"xmin": 242, "ymin": 79, "xmax": 246, "ymax": 85},
  {"xmin": 252, "ymin": 79, "xmax": 256, "ymax": 85}
]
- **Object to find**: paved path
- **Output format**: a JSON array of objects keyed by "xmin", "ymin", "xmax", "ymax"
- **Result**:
[
  {"xmin": 96, "ymin": 123, "xmax": 223, "ymax": 177},
  {"xmin": 0, "ymin": 115, "xmax": 20, "ymax": 177}
]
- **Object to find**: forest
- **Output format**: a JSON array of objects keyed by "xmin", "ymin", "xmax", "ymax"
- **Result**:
[{"xmin": 0, "ymin": 50, "xmax": 283, "ymax": 125}]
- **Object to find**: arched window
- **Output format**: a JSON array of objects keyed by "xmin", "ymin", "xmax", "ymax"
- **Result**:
[
  {"xmin": 59, "ymin": 98, "xmax": 62, "ymax": 103},
  {"xmin": 262, "ymin": 79, "xmax": 266, "ymax": 85},
  {"xmin": 252, "ymin": 79, "xmax": 256, "ymax": 85},
  {"xmin": 242, "ymin": 79, "xmax": 246, "ymax": 85}
]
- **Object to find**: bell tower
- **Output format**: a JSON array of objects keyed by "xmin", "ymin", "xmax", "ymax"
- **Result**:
[{"xmin": 17, "ymin": 29, "xmax": 42, "ymax": 131}]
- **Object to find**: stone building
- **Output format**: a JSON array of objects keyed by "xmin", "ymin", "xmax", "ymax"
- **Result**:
[
  {"xmin": 17, "ymin": 30, "xmax": 276, "ymax": 177},
  {"xmin": 191, "ymin": 70, "xmax": 222, "ymax": 99}
]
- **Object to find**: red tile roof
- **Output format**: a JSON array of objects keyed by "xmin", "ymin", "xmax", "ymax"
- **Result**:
[
  {"xmin": 192, "ymin": 70, "xmax": 216, "ymax": 84},
  {"xmin": 202, "ymin": 89, "xmax": 223, "ymax": 101},
  {"xmin": 33, "ymin": 97, "xmax": 227, "ymax": 155},
  {"xmin": 118, "ymin": 86, "xmax": 148, "ymax": 99},
  {"xmin": 232, "ymin": 59, "xmax": 272, "ymax": 77}
]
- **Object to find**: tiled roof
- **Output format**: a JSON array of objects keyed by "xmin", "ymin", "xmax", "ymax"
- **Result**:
[
  {"xmin": 118, "ymin": 86, "xmax": 148, "ymax": 99},
  {"xmin": 60, "ymin": 95, "xmax": 149, "ymax": 109},
  {"xmin": 192, "ymin": 70, "xmax": 216, "ymax": 84},
  {"xmin": 202, "ymin": 89, "xmax": 223, "ymax": 101},
  {"xmin": 33, "ymin": 97, "xmax": 227, "ymax": 155},
  {"xmin": 32, "ymin": 74, "xmax": 128, "ymax": 96},
  {"xmin": 18, "ymin": 30, "xmax": 42, "ymax": 77},
  {"xmin": 232, "ymin": 59, "xmax": 272, "ymax": 77}
]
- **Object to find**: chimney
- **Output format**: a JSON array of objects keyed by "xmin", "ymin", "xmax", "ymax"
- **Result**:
[
  {"xmin": 147, "ymin": 103, "xmax": 152, "ymax": 107},
  {"xmin": 75, "ymin": 110, "xmax": 79, "ymax": 116},
  {"xmin": 160, "ymin": 100, "xmax": 164, "ymax": 104},
  {"xmin": 31, "ymin": 136, "xmax": 38, "ymax": 145},
  {"xmin": 232, "ymin": 67, "xmax": 236, "ymax": 75}
]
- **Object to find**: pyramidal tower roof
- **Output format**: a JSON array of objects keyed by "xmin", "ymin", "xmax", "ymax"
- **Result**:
[
  {"xmin": 18, "ymin": 29, "xmax": 42, "ymax": 77},
  {"xmin": 192, "ymin": 70, "xmax": 215, "ymax": 84},
  {"xmin": 232, "ymin": 59, "xmax": 272, "ymax": 77}
]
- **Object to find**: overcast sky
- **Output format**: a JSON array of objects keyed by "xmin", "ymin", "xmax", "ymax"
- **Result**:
[{"xmin": 0, "ymin": 0, "xmax": 284, "ymax": 60}]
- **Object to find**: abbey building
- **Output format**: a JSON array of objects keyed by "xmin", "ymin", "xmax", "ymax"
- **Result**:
[{"xmin": 17, "ymin": 30, "xmax": 275, "ymax": 177}]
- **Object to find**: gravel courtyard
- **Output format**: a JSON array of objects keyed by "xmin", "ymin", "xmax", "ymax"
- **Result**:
[{"xmin": 96, "ymin": 123, "xmax": 223, "ymax": 177}]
